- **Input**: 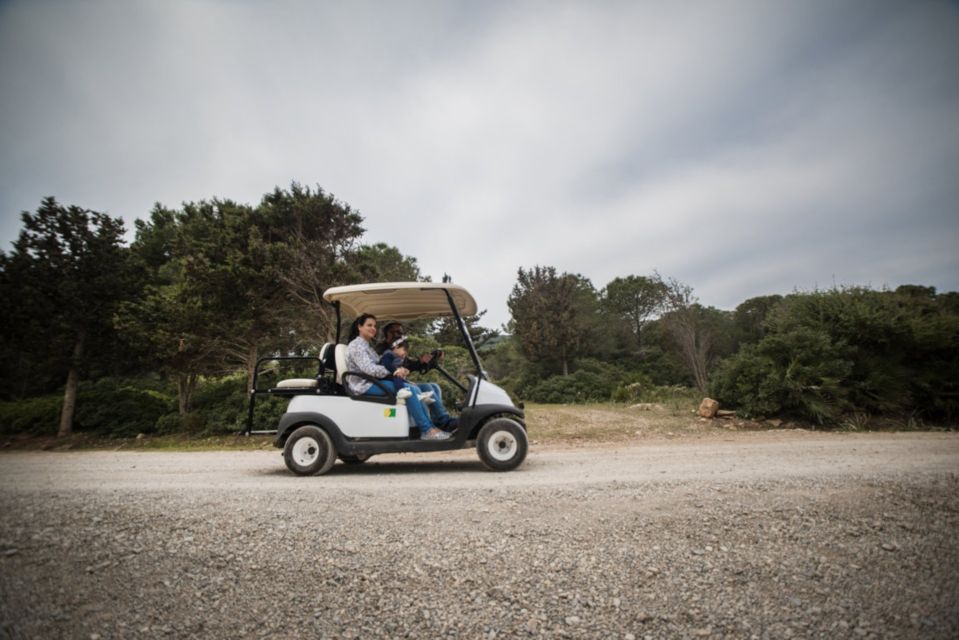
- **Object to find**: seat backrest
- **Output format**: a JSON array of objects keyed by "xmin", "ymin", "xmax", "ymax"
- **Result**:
[
  {"xmin": 318, "ymin": 342, "xmax": 336, "ymax": 375},
  {"xmin": 334, "ymin": 344, "xmax": 348, "ymax": 386}
]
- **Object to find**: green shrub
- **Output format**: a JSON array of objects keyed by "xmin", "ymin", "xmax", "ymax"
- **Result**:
[
  {"xmin": 524, "ymin": 359, "xmax": 654, "ymax": 404},
  {"xmin": 73, "ymin": 379, "xmax": 174, "ymax": 437},
  {"xmin": 525, "ymin": 371, "xmax": 607, "ymax": 403},
  {"xmin": 711, "ymin": 328, "xmax": 854, "ymax": 423},
  {"xmin": 0, "ymin": 379, "xmax": 175, "ymax": 438},
  {"xmin": 190, "ymin": 375, "xmax": 246, "ymax": 433},
  {"xmin": 611, "ymin": 373, "xmax": 655, "ymax": 403},
  {"xmin": 0, "ymin": 395, "xmax": 62, "ymax": 436},
  {"xmin": 154, "ymin": 412, "xmax": 206, "ymax": 434},
  {"xmin": 186, "ymin": 375, "xmax": 268, "ymax": 435},
  {"xmin": 713, "ymin": 287, "xmax": 959, "ymax": 423}
]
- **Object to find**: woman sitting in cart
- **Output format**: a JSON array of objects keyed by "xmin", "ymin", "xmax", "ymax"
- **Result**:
[{"xmin": 346, "ymin": 314, "xmax": 451, "ymax": 441}]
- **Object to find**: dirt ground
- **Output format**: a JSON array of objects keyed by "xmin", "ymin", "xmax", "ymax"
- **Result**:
[
  {"xmin": 1, "ymin": 430, "xmax": 957, "ymax": 639},
  {"xmin": 1, "ymin": 429, "xmax": 956, "ymax": 490}
]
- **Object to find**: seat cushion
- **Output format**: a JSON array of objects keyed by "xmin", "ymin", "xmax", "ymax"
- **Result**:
[{"xmin": 276, "ymin": 378, "xmax": 319, "ymax": 389}]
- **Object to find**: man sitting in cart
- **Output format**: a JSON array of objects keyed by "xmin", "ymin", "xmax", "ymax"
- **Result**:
[{"xmin": 378, "ymin": 321, "xmax": 458, "ymax": 430}]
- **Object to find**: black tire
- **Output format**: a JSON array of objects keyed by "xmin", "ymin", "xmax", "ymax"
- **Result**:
[
  {"xmin": 339, "ymin": 454, "xmax": 371, "ymax": 465},
  {"xmin": 283, "ymin": 425, "xmax": 337, "ymax": 476},
  {"xmin": 476, "ymin": 418, "xmax": 528, "ymax": 471}
]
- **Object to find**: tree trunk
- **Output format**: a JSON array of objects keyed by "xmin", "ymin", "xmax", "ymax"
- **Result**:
[
  {"xmin": 670, "ymin": 316, "xmax": 710, "ymax": 394},
  {"xmin": 246, "ymin": 343, "xmax": 259, "ymax": 392},
  {"xmin": 177, "ymin": 373, "xmax": 198, "ymax": 414},
  {"xmin": 58, "ymin": 330, "xmax": 86, "ymax": 437}
]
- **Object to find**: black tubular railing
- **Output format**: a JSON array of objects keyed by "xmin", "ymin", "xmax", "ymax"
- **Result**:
[{"xmin": 243, "ymin": 355, "xmax": 325, "ymax": 436}]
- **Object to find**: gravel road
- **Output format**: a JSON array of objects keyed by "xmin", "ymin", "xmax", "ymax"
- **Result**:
[{"xmin": 1, "ymin": 431, "xmax": 957, "ymax": 639}]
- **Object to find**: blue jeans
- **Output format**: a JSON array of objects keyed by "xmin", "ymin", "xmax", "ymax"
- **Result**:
[
  {"xmin": 365, "ymin": 380, "xmax": 434, "ymax": 433},
  {"xmin": 412, "ymin": 382, "xmax": 453, "ymax": 426}
]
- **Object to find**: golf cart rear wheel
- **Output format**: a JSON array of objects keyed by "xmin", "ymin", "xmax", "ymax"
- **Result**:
[
  {"xmin": 339, "ymin": 454, "xmax": 370, "ymax": 465},
  {"xmin": 477, "ymin": 418, "xmax": 528, "ymax": 471},
  {"xmin": 283, "ymin": 425, "xmax": 337, "ymax": 476}
]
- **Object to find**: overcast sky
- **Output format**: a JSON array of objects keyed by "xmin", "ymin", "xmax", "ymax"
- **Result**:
[{"xmin": 2, "ymin": 0, "xmax": 957, "ymax": 328}]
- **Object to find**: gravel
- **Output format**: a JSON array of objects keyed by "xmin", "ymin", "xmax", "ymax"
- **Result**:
[{"xmin": 1, "ymin": 432, "xmax": 957, "ymax": 639}]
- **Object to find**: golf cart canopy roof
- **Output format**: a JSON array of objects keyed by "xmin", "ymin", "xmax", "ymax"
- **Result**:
[{"xmin": 322, "ymin": 282, "xmax": 478, "ymax": 321}]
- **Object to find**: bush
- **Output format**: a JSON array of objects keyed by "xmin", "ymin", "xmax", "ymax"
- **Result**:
[
  {"xmin": 610, "ymin": 373, "xmax": 655, "ymax": 403},
  {"xmin": 523, "ymin": 358, "xmax": 663, "ymax": 404},
  {"xmin": 711, "ymin": 287, "xmax": 959, "ymax": 423},
  {"xmin": 73, "ymin": 379, "xmax": 174, "ymax": 437},
  {"xmin": 0, "ymin": 395, "xmax": 62, "ymax": 436},
  {"xmin": 481, "ymin": 338, "xmax": 530, "ymax": 395},
  {"xmin": 525, "ymin": 370, "xmax": 610, "ymax": 403},
  {"xmin": 154, "ymin": 412, "xmax": 207, "ymax": 434},
  {"xmin": 0, "ymin": 379, "xmax": 175, "ymax": 438},
  {"xmin": 188, "ymin": 374, "xmax": 288, "ymax": 435},
  {"xmin": 712, "ymin": 326, "xmax": 856, "ymax": 424}
]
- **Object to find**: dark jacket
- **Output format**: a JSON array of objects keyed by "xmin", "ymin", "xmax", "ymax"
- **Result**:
[
  {"xmin": 379, "ymin": 350, "xmax": 405, "ymax": 373},
  {"xmin": 376, "ymin": 341, "xmax": 429, "ymax": 372}
]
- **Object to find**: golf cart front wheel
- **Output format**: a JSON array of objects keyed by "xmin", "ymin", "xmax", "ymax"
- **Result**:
[
  {"xmin": 283, "ymin": 425, "xmax": 337, "ymax": 476},
  {"xmin": 477, "ymin": 418, "xmax": 528, "ymax": 471}
]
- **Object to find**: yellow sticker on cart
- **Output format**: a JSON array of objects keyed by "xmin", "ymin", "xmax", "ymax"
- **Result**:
[{"xmin": 384, "ymin": 408, "xmax": 396, "ymax": 418}]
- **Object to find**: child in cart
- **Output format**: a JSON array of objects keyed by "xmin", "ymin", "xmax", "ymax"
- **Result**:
[{"xmin": 379, "ymin": 337, "xmax": 418, "ymax": 400}]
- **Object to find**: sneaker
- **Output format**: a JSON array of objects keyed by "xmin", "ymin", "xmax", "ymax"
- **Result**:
[
  {"xmin": 422, "ymin": 428, "xmax": 451, "ymax": 440},
  {"xmin": 396, "ymin": 388, "xmax": 412, "ymax": 400},
  {"xmin": 442, "ymin": 417, "xmax": 459, "ymax": 431}
]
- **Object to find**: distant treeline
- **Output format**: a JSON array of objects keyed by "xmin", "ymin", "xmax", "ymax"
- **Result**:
[
  {"xmin": 494, "ymin": 270, "xmax": 958, "ymax": 425},
  {"xmin": 1, "ymin": 184, "xmax": 957, "ymax": 438}
]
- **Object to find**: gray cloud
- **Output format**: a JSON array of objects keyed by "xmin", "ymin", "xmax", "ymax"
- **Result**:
[{"xmin": 2, "ymin": 0, "xmax": 957, "ymax": 328}]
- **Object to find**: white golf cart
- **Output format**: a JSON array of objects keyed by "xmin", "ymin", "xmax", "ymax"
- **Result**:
[{"xmin": 244, "ymin": 282, "xmax": 528, "ymax": 475}]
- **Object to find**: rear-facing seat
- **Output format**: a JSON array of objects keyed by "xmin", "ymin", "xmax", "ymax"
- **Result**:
[{"xmin": 274, "ymin": 343, "xmax": 335, "ymax": 390}]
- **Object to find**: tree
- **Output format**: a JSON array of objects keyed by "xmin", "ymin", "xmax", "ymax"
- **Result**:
[
  {"xmin": 0, "ymin": 198, "xmax": 133, "ymax": 436},
  {"xmin": 119, "ymin": 184, "xmax": 370, "ymax": 408},
  {"xmin": 733, "ymin": 294, "xmax": 783, "ymax": 345},
  {"xmin": 713, "ymin": 286, "xmax": 959, "ymax": 422},
  {"xmin": 177, "ymin": 183, "xmax": 371, "ymax": 389},
  {"xmin": 431, "ymin": 309, "xmax": 500, "ymax": 348},
  {"xmin": 115, "ymin": 206, "xmax": 221, "ymax": 414},
  {"xmin": 0, "ymin": 249, "xmax": 61, "ymax": 399},
  {"xmin": 264, "ymin": 183, "xmax": 366, "ymax": 345},
  {"xmin": 601, "ymin": 275, "xmax": 667, "ymax": 352},
  {"xmin": 507, "ymin": 266, "xmax": 598, "ymax": 376},
  {"xmin": 351, "ymin": 243, "xmax": 421, "ymax": 283},
  {"xmin": 658, "ymin": 276, "xmax": 733, "ymax": 393},
  {"xmin": 175, "ymin": 199, "xmax": 281, "ymax": 389}
]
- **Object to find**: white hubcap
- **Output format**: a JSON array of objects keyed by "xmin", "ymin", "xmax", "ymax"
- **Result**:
[
  {"xmin": 292, "ymin": 437, "xmax": 321, "ymax": 467},
  {"xmin": 488, "ymin": 431, "xmax": 518, "ymax": 461}
]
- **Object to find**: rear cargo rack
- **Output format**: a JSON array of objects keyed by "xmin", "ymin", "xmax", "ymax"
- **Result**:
[{"xmin": 243, "ymin": 355, "xmax": 334, "ymax": 436}]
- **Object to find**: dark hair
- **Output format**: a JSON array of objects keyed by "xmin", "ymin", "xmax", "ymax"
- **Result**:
[
  {"xmin": 348, "ymin": 313, "xmax": 377, "ymax": 341},
  {"xmin": 381, "ymin": 321, "xmax": 402, "ymax": 337}
]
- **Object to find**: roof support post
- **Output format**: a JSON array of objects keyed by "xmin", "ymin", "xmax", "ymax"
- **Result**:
[
  {"xmin": 444, "ymin": 289, "xmax": 486, "ymax": 379},
  {"xmin": 334, "ymin": 300, "xmax": 342, "ymax": 344}
]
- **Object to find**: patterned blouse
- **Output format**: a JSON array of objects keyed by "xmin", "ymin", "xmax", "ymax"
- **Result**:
[{"xmin": 345, "ymin": 336, "xmax": 390, "ymax": 395}]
